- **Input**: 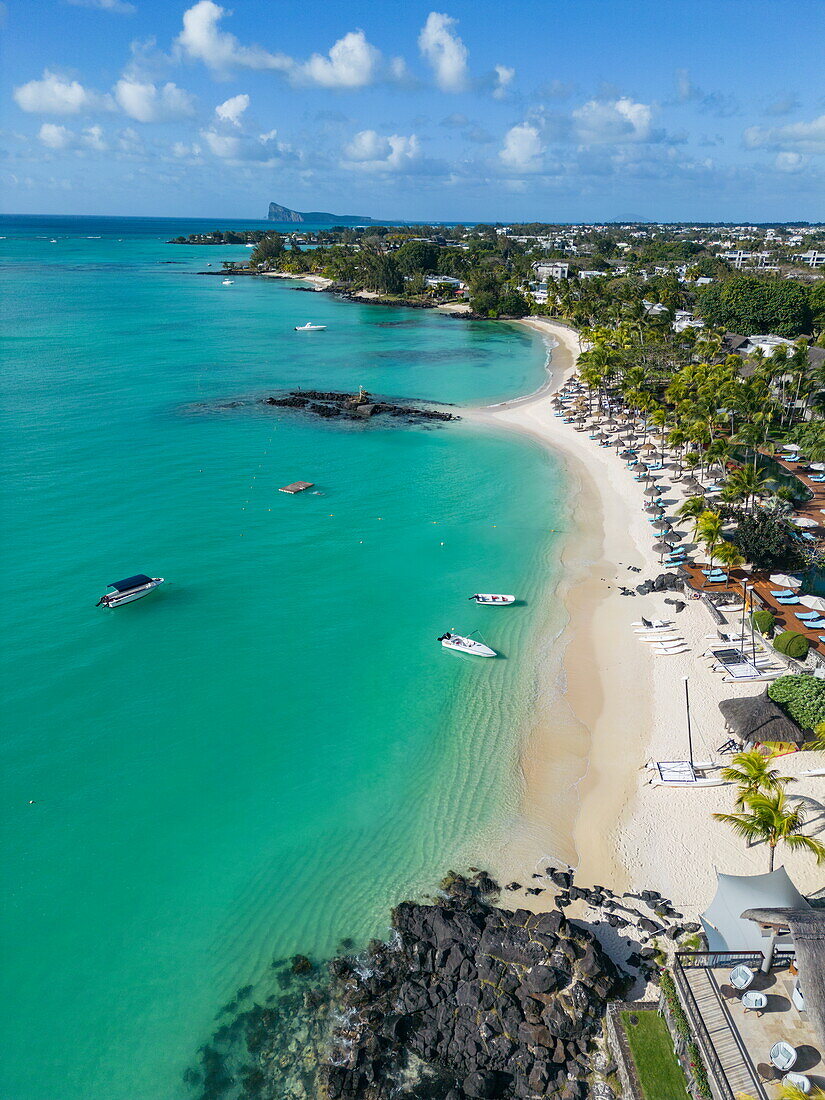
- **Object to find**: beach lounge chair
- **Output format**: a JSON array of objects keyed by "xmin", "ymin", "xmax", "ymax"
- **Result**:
[
  {"xmin": 795, "ymin": 611, "xmax": 821, "ymax": 620},
  {"xmin": 770, "ymin": 590, "xmax": 795, "ymax": 598},
  {"xmin": 810, "ymin": 475, "xmax": 825, "ymax": 483},
  {"xmin": 801, "ymin": 618, "xmax": 825, "ymax": 629},
  {"xmin": 775, "ymin": 597, "xmax": 800, "ymax": 605}
]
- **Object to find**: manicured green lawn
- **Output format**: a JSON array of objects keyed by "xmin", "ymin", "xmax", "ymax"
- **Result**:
[{"xmin": 621, "ymin": 1010, "xmax": 691, "ymax": 1100}]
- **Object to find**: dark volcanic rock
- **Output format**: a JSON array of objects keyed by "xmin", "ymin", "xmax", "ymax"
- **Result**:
[
  {"xmin": 318, "ymin": 873, "xmax": 625, "ymax": 1099},
  {"xmin": 261, "ymin": 388, "xmax": 459, "ymax": 424}
]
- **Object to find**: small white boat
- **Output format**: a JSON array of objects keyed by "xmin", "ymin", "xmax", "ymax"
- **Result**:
[
  {"xmin": 97, "ymin": 574, "xmax": 164, "ymax": 608},
  {"xmin": 222, "ymin": 279, "xmax": 234, "ymax": 286},
  {"xmin": 469, "ymin": 594, "xmax": 515, "ymax": 605},
  {"xmin": 294, "ymin": 322, "xmax": 327, "ymax": 332},
  {"xmin": 648, "ymin": 760, "xmax": 727, "ymax": 787},
  {"xmin": 438, "ymin": 632, "xmax": 496, "ymax": 657}
]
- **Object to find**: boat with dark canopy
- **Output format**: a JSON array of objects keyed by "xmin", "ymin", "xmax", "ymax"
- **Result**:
[{"xmin": 96, "ymin": 574, "xmax": 164, "ymax": 608}]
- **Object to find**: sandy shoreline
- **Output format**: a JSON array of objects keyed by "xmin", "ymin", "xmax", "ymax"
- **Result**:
[{"xmin": 473, "ymin": 318, "xmax": 824, "ymax": 914}]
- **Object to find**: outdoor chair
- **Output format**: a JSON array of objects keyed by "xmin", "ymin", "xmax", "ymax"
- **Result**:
[
  {"xmin": 771, "ymin": 589, "xmax": 795, "ymax": 597},
  {"xmin": 775, "ymin": 597, "xmax": 800, "ymax": 605}
]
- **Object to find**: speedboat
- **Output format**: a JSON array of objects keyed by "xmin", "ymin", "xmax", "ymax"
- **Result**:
[
  {"xmin": 438, "ymin": 632, "xmax": 496, "ymax": 657},
  {"xmin": 222, "ymin": 278, "xmax": 234, "ymax": 285},
  {"xmin": 97, "ymin": 574, "xmax": 164, "ymax": 608},
  {"xmin": 294, "ymin": 322, "xmax": 327, "ymax": 332},
  {"xmin": 469, "ymin": 594, "xmax": 515, "ymax": 605}
]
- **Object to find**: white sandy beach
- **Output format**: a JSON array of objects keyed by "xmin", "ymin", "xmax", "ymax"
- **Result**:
[{"xmin": 475, "ymin": 318, "xmax": 824, "ymax": 916}]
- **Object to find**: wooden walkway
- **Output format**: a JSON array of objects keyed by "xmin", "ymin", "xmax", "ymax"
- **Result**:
[{"xmin": 684, "ymin": 968, "xmax": 766, "ymax": 1099}]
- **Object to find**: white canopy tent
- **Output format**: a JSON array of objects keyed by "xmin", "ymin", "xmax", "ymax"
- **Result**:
[{"xmin": 700, "ymin": 867, "xmax": 811, "ymax": 954}]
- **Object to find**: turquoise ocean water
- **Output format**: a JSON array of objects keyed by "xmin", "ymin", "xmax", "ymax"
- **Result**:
[{"xmin": 0, "ymin": 216, "xmax": 568, "ymax": 1099}]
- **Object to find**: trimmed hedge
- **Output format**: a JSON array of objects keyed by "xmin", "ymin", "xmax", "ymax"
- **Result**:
[
  {"xmin": 773, "ymin": 630, "xmax": 810, "ymax": 661},
  {"xmin": 751, "ymin": 609, "xmax": 776, "ymax": 636},
  {"xmin": 768, "ymin": 675, "xmax": 825, "ymax": 730}
]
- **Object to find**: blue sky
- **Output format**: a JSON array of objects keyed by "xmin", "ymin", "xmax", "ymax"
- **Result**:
[{"xmin": 1, "ymin": 0, "xmax": 824, "ymax": 221}]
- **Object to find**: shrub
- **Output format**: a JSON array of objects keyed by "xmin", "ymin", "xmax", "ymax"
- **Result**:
[
  {"xmin": 752, "ymin": 609, "xmax": 776, "ymax": 636},
  {"xmin": 768, "ymin": 675, "xmax": 825, "ymax": 729},
  {"xmin": 773, "ymin": 631, "xmax": 810, "ymax": 661}
]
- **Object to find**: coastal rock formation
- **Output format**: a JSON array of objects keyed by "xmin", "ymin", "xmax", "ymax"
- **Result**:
[
  {"xmin": 318, "ymin": 872, "xmax": 627, "ymax": 1100},
  {"xmin": 262, "ymin": 389, "xmax": 459, "ymax": 423}
]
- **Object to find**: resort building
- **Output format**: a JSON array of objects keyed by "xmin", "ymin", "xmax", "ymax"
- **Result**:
[
  {"xmin": 792, "ymin": 250, "xmax": 825, "ymax": 268},
  {"xmin": 533, "ymin": 261, "xmax": 569, "ymax": 281},
  {"xmin": 673, "ymin": 309, "xmax": 706, "ymax": 333},
  {"xmin": 674, "ymin": 868, "xmax": 823, "ymax": 1100}
]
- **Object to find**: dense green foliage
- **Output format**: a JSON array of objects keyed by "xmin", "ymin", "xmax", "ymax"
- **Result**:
[
  {"xmin": 752, "ymin": 609, "xmax": 776, "ymax": 636},
  {"xmin": 727, "ymin": 510, "xmax": 803, "ymax": 572},
  {"xmin": 768, "ymin": 675, "xmax": 825, "ymax": 729},
  {"xmin": 773, "ymin": 631, "xmax": 810, "ymax": 660},
  {"xmin": 620, "ymin": 1010, "xmax": 690, "ymax": 1100},
  {"xmin": 697, "ymin": 276, "xmax": 811, "ymax": 337}
]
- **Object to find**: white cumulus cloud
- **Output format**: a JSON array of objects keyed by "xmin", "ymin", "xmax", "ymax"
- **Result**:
[
  {"xmin": 299, "ymin": 29, "xmax": 379, "ymax": 88},
  {"xmin": 114, "ymin": 78, "xmax": 196, "ymax": 122},
  {"xmin": 499, "ymin": 123, "xmax": 543, "ymax": 170},
  {"xmin": 573, "ymin": 97, "xmax": 653, "ymax": 143},
  {"xmin": 745, "ymin": 114, "xmax": 825, "ymax": 152},
  {"xmin": 775, "ymin": 151, "xmax": 805, "ymax": 172},
  {"xmin": 38, "ymin": 123, "xmax": 74, "ymax": 149},
  {"xmin": 342, "ymin": 129, "xmax": 420, "ymax": 171},
  {"xmin": 418, "ymin": 12, "xmax": 468, "ymax": 92},
  {"xmin": 176, "ymin": 0, "xmax": 291, "ymax": 75},
  {"xmin": 14, "ymin": 70, "xmax": 112, "ymax": 114},
  {"xmin": 215, "ymin": 93, "xmax": 249, "ymax": 127},
  {"xmin": 493, "ymin": 64, "xmax": 514, "ymax": 100}
]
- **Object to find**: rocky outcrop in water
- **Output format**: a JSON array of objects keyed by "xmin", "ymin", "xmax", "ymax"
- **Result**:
[
  {"xmin": 318, "ymin": 873, "xmax": 628, "ymax": 1100},
  {"xmin": 262, "ymin": 390, "xmax": 459, "ymax": 423}
]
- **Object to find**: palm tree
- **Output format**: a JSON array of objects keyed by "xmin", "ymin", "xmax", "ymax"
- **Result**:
[
  {"xmin": 721, "ymin": 466, "xmax": 770, "ymax": 511},
  {"xmin": 720, "ymin": 750, "xmax": 793, "ymax": 809},
  {"xmin": 714, "ymin": 540, "xmax": 746, "ymax": 584},
  {"xmin": 676, "ymin": 496, "xmax": 706, "ymax": 540},
  {"xmin": 697, "ymin": 510, "xmax": 724, "ymax": 571},
  {"xmin": 714, "ymin": 788, "xmax": 825, "ymax": 872}
]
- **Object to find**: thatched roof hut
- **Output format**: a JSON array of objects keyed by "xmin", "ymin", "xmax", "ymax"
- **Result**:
[
  {"xmin": 741, "ymin": 907, "xmax": 825, "ymax": 1048},
  {"xmin": 718, "ymin": 690, "xmax": 807, "ymax": 746}
]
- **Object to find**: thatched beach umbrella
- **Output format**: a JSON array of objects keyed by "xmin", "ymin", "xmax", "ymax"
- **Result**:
[
  {"xmin": 664, "ymin": 531, "xmax": 683, "ymax": 543},
  {"xmin": 645, "ymin": 504, "xmax": 665, "ymax": 516},
  {"xmin": 644, "ymin": 486, "xmax": 661, "ymax": 497},
  {"xmin": 652, "ymin": 518, "xmax": 672, "ymax": 531}
]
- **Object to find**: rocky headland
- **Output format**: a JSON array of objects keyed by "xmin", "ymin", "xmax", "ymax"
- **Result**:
[{"xmin": 183, "ymin": 869, "xmax": 699, "ymax": 1100}]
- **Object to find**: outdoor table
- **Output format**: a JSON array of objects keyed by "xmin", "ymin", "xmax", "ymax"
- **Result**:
[
  {"xmin": 770, "ymin": 1041, "xmax": 798, "ymax": 1070},
  {"xmin": 730, "ymin": 964, "xmax": 755, "ymax": 990},
  {"xmin": 741, "ymin": 991, "xmax": 767, "ymax": 1013},
  {"xmin": 782, "ymin": 1073, "xmax": 810, "ymax": 1093}
]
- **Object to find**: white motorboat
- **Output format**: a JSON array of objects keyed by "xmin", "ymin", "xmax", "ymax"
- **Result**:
[
  {"xmin": 97, "ymin": 574, "xmax": 164, "ymax": 608},
  {"xmin": 222, "ymin": 278, "xmax": 234, "ymax": 285},
  {"xmin": 438, "ymin": 632, "xmax": 496, "ymax": 657},
  {"xmin": 469, "ymin": 594, "xmax": 515, "ymax": 605},
  {"xmin": 294, "ymin": 322, "xmax": 327, "ymax": 331}
]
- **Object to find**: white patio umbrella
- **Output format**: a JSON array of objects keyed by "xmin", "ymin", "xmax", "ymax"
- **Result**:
[
  {"xmin": 811, "ymin": 462, "xmax": 825, "ymax": 472},
  {"xmin": 769, "ymin": 573, "xmax": 802, "ymax": 589},
  {"xmin": 800, "ymin": 595, "xmax": 825, "ymax": 612},
  {"xmin": 793, "ymin": 516, "xmax": 819, "ymax": 528}
]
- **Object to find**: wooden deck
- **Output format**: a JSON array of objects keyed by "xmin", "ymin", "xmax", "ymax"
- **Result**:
[{"xmin": 681, "ymin": 563, "xmax": 825, "ymax": 659}]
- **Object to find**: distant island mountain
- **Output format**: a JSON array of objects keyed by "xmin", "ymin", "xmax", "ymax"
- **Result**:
[{"xmin": 267, "ymin": 201, "xmax": 377, "ymax": 225}]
